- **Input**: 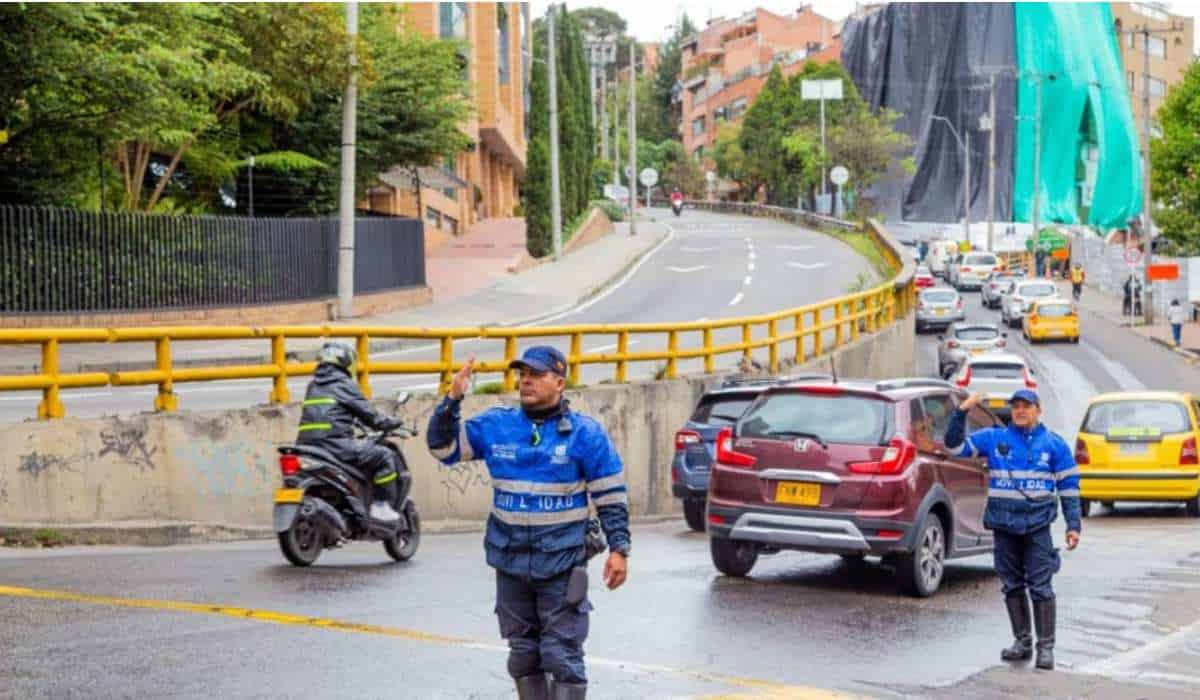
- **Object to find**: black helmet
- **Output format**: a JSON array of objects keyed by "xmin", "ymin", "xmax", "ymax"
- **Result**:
[{"xmin": 317, "ymin": 341, "xmax": 357, "ymax": 377}]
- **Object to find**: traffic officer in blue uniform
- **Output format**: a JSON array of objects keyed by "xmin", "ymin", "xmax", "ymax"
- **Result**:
[
  {"xmin": 427, "ymin": 346, "xmax": 631, "ymax": 700},
  {"xmin": 945, "ymin": 389, "xmax": 1081, "ymax": 670}
]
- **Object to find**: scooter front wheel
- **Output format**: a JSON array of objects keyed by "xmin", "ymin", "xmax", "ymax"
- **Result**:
[
  {"xmin": 279, "ymin": 515, "xmax": 324, "ymax": 567},
  {"xmin": 384, "ymin": 502, "xmax": 421, "ymax": 562}
]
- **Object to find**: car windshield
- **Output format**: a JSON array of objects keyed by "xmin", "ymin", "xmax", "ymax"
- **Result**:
[
  {"xmin": 969, "ymin": 362, "xmax": 1024, "ymax": 379},
  {"xmin": 955, "ymin": 327, "xmax": 1000, "ymax": 341},
  {"xmin": 692, "ymin": 395, "xmax": 756, "ymax": 426},
  {"xmin": 922, "ymin": 290, "xmax": 957, "ymax": 303},
  {"xmin": 965, "ymin": 254, "xmax": 996, "ymax": 265},
  {"xmin": 1019, "ymin": 283, "xmax": 1056, "ymax": 297},
  {"xmin": 1082, "ymin": 400, "xmax": 1191, "ymax": 435},
  {"xmin": 739, "ymin": 393, "xmax": 888, "ymax": 445},
  {"xmin": 916, "ymin": 267, "xmax": 931, "ymax": 276},
  {"xmin": 1035, "ymin": 303, "xmax": 1073, "ymax": 318}
]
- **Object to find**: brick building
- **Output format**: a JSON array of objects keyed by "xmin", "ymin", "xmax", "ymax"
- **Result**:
[{"xmin": 1111, "ymin": 2, "xmax": 1195, "ymax": 144}]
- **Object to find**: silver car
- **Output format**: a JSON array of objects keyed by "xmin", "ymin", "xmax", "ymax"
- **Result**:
[
  {"xmin": 981, "ymin": 270, "xmax": 1025, "ymax": 309},
  {"xmin": 916, "ymin": 287, "xmax": 965, "ymax": 333},
  {"xmin": 950, "ymin": 252, "xmax": 1000, "ymax": 291},
  {"xmin": 936, "ymin": 323, "xmax": 1008, "ymax": 378},
  {"xmin": 949, "ymin": 351, "xmax": 1037, "ymax": 422},
  {"xmin": 1000, "ymin": 279, "xmax": 1059, "ymax": 328}
]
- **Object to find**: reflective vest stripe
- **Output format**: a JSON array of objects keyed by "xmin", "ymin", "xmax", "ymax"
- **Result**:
[
  {"xmin": 302, "ymin": 398, "xmax": 337, "ymax": 406},
  {"xmin": 374, "ymin": 472, "xmax": 398, "ymax": 485},
  {"xmin": 297, "ymin": 423, "xmax": 332, "ymax": 432}
]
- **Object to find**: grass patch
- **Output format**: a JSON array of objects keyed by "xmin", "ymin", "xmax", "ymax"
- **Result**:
[
  {"xmin": 473, "ymin": 381, "xmax": 507, "ymax": 395},
  {"xmin": 33, "ymin": 528, "xmax": 66, "ymax": 547},
  {"xmin": 817, "ymin": 225, "xmax": 895, "ymax": 281}
]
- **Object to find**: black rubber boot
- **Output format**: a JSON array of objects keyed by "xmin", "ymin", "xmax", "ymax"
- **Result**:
[
  {"xmin": 514, "ymin": 673, "xmax": 549, "ymax": 700},
  {"xmin": 548, "ymin": 679, "xmax": 587, "ymax": 700},
  {"xmin": 1000, "ymin": 592, "xmax": 1033, "ymax": 661},
  {"xmin": 1033, "ymin": 598, "xmax": 1056, "ymax": 670}
]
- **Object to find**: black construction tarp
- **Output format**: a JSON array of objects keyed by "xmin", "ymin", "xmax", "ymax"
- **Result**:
[{"xmin": 841, "ymin": 3, "xmax": 1016, "ymax": 224}]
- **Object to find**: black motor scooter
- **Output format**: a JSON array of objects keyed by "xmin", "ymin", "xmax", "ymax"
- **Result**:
[
  {"xmin": 671, "ymin": 199, "xmax": 683, "ymax": 217},
  {"xmin": 273, "ymin": 391, "xmax": 421, "ymax": 567}
]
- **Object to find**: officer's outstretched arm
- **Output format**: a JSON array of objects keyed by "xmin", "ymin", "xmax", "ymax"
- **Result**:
[
  {"xmin": 1052, "ymin": 438, "xmax": 1083, "ymax": 533},
  {"xmin": 426, "ymin": 396, "xmax": 478, "ymax": 464},
  {"xmin": 581, "ymin": 424, "xmax": 631, "ymax": 553},
  {"xmin": 944, "ymin": 408, "xmax": 996, "ymax": 458}
]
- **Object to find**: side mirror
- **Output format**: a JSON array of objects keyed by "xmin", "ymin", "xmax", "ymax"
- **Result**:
[
  {"xmin": 1002, "ymin": 332, "xmax": 1009, "ymax": 338},
  {"xmin": 394, "ymin": 391, "xmax": 411, "ymax": 406},
  {"xmin": 936, "ymin": 335, "xmax": 944, "ymax": 341}
]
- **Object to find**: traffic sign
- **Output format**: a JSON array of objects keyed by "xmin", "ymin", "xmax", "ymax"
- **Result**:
[
  {"xmin": 706, "ymin": 170, "xmax": 717, "ymax": 184},
  {"xmin": 830, "ymin": 166, "xmax": 849, "ymax": 186},
  {"xmin": 639, "ymin": 168, "xmax": 658, "ymax": 188},
  {"xmin": 1124, "ymin": 247, "xmax": 1142, "ymax": 265},
  {"xmin": 1147, "ymin": 263, "xmax": 1179, "ymax": 281}
]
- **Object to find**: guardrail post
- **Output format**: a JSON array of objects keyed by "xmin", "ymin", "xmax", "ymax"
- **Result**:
[
  {"xmin": 866, "ymin": 294, "xmax": 878, "ymax": 333},
  {"xmin": 153, "ymin": 336, "xmax": 178, "ymax": 412},
  {"xmin": 741, "ymin": 323, "xmax": 753, "ymax": 361},
  {"xmin": 569, "ymin": 333, "xmax": 583, "ymax": 387},
  {"xmin": 666, "ymin": 330, "xmax": 679, "ymax": 379},
  {"xmin": 270, "ymin": 333, "xmax": 290, "ymax": 404},
  {"xmin": 767, "ymin": 319, "xmax": 779, "ymax": 373},
  {"xmin": 886, "ymin": 288, "xmax": 896, "ymax": 324},
  {"xmin": 37, "ymin": 338, "xmax": 65, "ymax": 420},
  {"xmin": 794, "ymin": 313, "xmax": 805, "ymax": 363},
  {"xmin": 812, "ymin": 309, "xmax": 823, "ymax": 357},
  {"xmin": 616, "ymin": 331, "xmax": 629, "ymax": 383},
  {"xmin": 502, "ymin": 336, "xmax": 518, "ymax": 393},
  {"xmin": 703, "ymin": 326, "xmax": 714, "ymax": 374},
  {"xmin": 439, "ymin": 337, "xmax": 454, "ymax": 394},
  {"xmin": 835, "ymin": 302, "xmax": 846, "ymax": 346},
  {"xmin": 356, "ymin": 334, "xmax": 371, "ymax": 398}
]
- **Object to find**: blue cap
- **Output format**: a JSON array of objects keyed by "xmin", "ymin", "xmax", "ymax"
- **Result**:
[
  {"xmin": 1010, "ymin": 389, "xmax": 1040, "ymax": 406},
  {"xmin": 509, "ymin": 346, "xmax": 568, "ymax": 376}
]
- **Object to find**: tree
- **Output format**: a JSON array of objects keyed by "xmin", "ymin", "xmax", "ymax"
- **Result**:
[
  {"xmin": 1151, "ymin": 61, "xmax": 1200, "ymax": 255},
  {"xmin": 713, "ymin": 123, "xmax": 748, "ymax": 196},
  {"xmin": 651, "ymin": 14, "xmax": 697, "ymax": 144}
]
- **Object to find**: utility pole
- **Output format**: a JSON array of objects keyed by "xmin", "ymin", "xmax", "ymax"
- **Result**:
[
  {"xmin": 987, "ymin": 73, "xmax": 997, "ymax": 252},
  {"xmin": 547, "ymin": 4, "xmax": 563, "ymax": 261},
  {"xmin": 611, "ymin": 81, "xmax": 620, "ymax": 185},
  {"xmin": 628, "ymin": 42, "xmax": 638, "ymax": 236},
  {"xmin": 248, "ymin": 155, "xmax": 255, "ymax": 218},
  {"xmin": 819, "ymin": 94, "xmax": 827, "ymax": 211},
  {"xmin": 1032, "ymin": 73, "xmax": 1043, "ymax": 253},
  {"xmin": 599, "ymin": 78, "xmax": 609, "ymax": 161},
  {"xmin": 336, "ymin": 1, "xmax": 358, "ymax": 320},
  {"xmin": 964, "ymin": 128, "xmax": 971, "ymax": 246}
]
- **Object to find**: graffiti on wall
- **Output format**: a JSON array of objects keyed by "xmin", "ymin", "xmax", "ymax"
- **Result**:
[
  {"xmin": 99, "ymin": 423, "xmax": 157, "ymax": 471},
  {"xmin": 18, "ymin": 451, "xmax": 75, "ymax": 479}
]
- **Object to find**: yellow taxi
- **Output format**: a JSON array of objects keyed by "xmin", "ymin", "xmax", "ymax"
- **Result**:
[
  {"xmin": 1074, "ymin": 392, "xmax": 1200, "ymax": 517},
  {"xmin": 1023, "ymin": 298, "xmax": 1079, "ymax": 344}
]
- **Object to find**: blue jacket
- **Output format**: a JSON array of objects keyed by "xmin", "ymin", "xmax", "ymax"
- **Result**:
[
  {"xmin": 945, "ymin": 410, "xmax": 1082, "ymax": 535},
  {"xmin": 427, "ymin": 397, "xmax": 631, "ymax": 579}
]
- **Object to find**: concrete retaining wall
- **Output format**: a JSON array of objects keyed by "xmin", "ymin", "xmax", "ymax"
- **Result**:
[{"xmin": 0, "ymin": 320, "xmax": 914, "ymax": 535}]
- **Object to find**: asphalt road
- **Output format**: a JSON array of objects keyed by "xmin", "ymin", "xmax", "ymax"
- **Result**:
[{"xmin": 0, "ymin": 209, "xmax": 877, "ymax": 422}]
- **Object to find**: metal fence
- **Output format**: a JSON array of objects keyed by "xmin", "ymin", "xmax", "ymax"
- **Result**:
[{"xmin": 0, "ymin": 206, "xmax": 425, "ymax": 314}]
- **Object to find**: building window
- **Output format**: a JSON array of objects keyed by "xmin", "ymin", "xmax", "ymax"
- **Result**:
[
  {"xmin": 1149, "ymin": 76, "xmax": 1166, "ymax": 98},
  {"xmin": 713, "ymin": 105, "xmax": 728, "ymax": 123},
  {"xmin": 1128, "ymin": 32, "xmax": 1168, "ymax": 59},
  {"xmin": 444, "ymin": 215, "xmax": 459, "ymax": 235},
  {"xmin": 1132, "ymin": 2, "xmax": 1170, "ymax": 23},
  {"xmin": 497, "ymin": 4, "xmax": 511, "ymax": 85},
  {"xmin": 692, "ymin": 116, "xmax": 706, "ymax": 138},
  {"xmin": 1128, "ymin": 71, "xmax": 1136, "ymax": 91},
  {"xmin": 730, "ymin": 97, "xmax": 748, "ymax": 120},
  {"xmin": 426, "ymin": 206, "xmax": 442, "ymax": 229},
  {"xmin": 439, "ymin": 3, "xmax": 468, "ymax": 40}
]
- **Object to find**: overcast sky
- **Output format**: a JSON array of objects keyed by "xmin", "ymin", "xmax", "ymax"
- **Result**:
[{"xmin": 527, "ymin": 1, "xmax": 1200, "ymax": 52}]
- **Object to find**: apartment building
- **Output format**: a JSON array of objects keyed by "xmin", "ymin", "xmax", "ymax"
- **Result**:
[
  {"xmin": 679, "ymin": 5, "xmax": 841, "ymax": 158},
  {"xmin": 368, "ymin": 2, "xmax": 529, "ymax": 236},
  {"xmin": 1112, "ymin": 2, "xmax": 1194, "ymax": 144}
]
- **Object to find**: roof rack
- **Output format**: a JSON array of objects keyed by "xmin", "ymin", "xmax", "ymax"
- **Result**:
[
  {"xmin": 718, "ymin": 373, "xmax": 832, "ymax": 389},
  {"xmin": 874, "ymin": 377, "xmax": 957, "ymax": 392}
]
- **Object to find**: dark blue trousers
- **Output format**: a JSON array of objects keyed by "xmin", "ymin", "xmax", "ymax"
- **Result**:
[
  {"xmin": 495, "ymin": 569, "xmax": 592, "ymax": 684},
  {"xmin": 994, "ymin": 526, "xmax": 1060, "ymax": 602}
]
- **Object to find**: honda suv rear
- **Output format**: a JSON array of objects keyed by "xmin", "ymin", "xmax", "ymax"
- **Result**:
[{"xmin": 706, "ymin": 379, "xmax": 1002, "ymax": 596}]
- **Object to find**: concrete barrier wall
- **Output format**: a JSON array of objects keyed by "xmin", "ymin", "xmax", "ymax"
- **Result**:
[{"xmin": 0, "ymin": 320, "xmax": 915, "ymax": 532}]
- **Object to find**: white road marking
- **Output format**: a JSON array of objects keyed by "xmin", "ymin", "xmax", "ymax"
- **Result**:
[
  {"xmin": 787, "ymin": 262, "xmax": 830, "ymax": 270},
  {"xmin": 1079, "ymin": 341, "xmax": 1147, "ymax": 392},
  {"xmin": 667, "ymin": 265, "xmax": 708, "ymax": 273},
  {"xmin": 748, "ymin": 262, "xmax": 755, "ymax": 272},
  {"xmin": 728, "ymin": 292, "xmax": 745, "ymax": 307},
  {"xmin": 743, "ymin": 275, "xmax": 752, "ymax": 285},
  {"xmin": 1080, "ymin": 616, "xmax": 1200, "ymax": 678},
  {"xmin": 586, "ymin": 339, "xmax": 641, "ymax": 354},
  {"xmin": 1024, "ymin": 346, "xmax": 1097, "ymax": 436},
  {"xmin": 778, "ymin": 244, "xmax": 815, "ymax": 251},
  {"xmin": 679, "ymin": 246, "xmax": 716, "ymax": 253}
]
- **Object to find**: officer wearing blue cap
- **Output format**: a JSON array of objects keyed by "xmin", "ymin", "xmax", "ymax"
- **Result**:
[
  {"xmin": 426, "ymin": 346, "xmax": 630, "ymax": 700},
  {"xmin": 945, "ymin": 389, "xmax": 1080, "ymax": 671}
]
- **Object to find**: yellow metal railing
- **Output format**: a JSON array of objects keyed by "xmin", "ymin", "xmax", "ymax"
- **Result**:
[{"xmin": 0, "ymin": 213, "xmax": 916, "ymax": 420}]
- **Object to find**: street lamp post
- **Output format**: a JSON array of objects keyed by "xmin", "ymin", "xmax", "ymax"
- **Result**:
[
  {"xmin": 931, "ymin": 115, "xmax": 970, "ymax": 246},
  {"xmin": 628, "ymin": 41, "xmax": 638, "ymax": 236}
]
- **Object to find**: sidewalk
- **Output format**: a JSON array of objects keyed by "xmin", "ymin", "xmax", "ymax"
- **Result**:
[
  {"xmin": 1, "ymin": 219, "xmax": 670, "ymax": 375},
  {"xmin": 1059, "ymin": 279, "xmax": 1200, "ymax": 365}
]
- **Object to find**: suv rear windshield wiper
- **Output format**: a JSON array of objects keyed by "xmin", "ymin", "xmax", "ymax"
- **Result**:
[{"xmin": 762, "ymin": 430, "xmax": 828, "ymax": 448}]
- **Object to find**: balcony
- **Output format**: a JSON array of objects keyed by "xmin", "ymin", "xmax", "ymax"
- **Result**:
[{"xmin": 480, "ymin": 103, "xmax": 526, "ymax": 178}]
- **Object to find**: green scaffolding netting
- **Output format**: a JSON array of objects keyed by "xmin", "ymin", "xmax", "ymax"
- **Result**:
[{"xmin": 1013, "ymin": 2, "xmax": 1142, "ymax": 230}]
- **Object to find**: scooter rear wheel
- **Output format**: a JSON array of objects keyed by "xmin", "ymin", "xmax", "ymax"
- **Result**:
[
  {"xmin": 279, "ymin": 515, "xmax": 323, "ymax": 567},
  {"xmin": 384, "ymin": 503, "xmax": 421, "ymax": 562}
]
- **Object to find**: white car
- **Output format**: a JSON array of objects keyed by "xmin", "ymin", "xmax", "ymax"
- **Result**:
[
  {"xmin": 1000, "ymin": 279, "xmax": 1059, "ymax": 328},
  {"xmin": 926, "ymin": 241, "xmax": 958, "ymax": 278},
  {"xmin": 950, "ymin": 252, "xmax": 1000, "ymax": 291},
  {"xmin": 950, "ymin": 351, "xmax": 1038, "ymax": 422}
]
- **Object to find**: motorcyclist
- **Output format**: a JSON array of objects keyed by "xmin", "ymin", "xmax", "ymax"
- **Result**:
[
  {"xmin": 1070, "ymin": 264, "xmax": 1085, "ymax": 301},
  {"xmin": 295, "ymin": 341, "xmax": 409, "ymax": 522}
]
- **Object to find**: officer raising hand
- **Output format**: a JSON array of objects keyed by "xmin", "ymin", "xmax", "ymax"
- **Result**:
[{"xmin": 947, "ymin": 390, "xmax": 1080, "ymax": 671}]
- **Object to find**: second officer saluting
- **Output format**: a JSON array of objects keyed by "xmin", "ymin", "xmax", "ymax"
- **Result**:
[{"xmin": 427, "ymin": 347, "xmax": 631, "ymax": 699}]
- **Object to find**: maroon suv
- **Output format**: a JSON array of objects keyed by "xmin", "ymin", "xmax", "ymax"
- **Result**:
[{"xmin": 706, "ymin": 378, "xmax": 1002, "ymax": 596}]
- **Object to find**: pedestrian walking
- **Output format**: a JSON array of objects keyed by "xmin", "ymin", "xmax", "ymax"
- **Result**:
[
  {"xmin": 1168, "ymin": 299, "xmax": 1189, "ymax": 347},
  {"xmin": 426, "ymin": 347, "xmax": 631, "ymax": 699},
  {"xmin": 1070, "ymin": 264, "xmax": 1085, "ymax": 302},
  {"xmin": 944, "ymin": 390, "xmax": 1081, "ymax": 671}
]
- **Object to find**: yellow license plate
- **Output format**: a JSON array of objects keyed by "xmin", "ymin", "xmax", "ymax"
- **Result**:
[
  {"xmin": 935, "ymin": 309, "xmax": 946, "ymax": 316},
  {"xmin": 776, "ymin": 482, "xmax": 821, "ymax": 506},
  {"xmin": 989, "ymin": 399, "xmax": 1007, "ymax": 408},
  {"xmin": 274, "ymin": 488, "xmax": 304, "ymax": 504},
  {"xmin": 971, "ymin": 348, "xmax": 986, "ymax": 355}
]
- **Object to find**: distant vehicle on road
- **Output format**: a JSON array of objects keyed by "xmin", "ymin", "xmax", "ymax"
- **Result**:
[
  {"xmin": 949, "ymin": 252, "xmax": 1000, "ymax": 291},
  {"xmin": 981, "ymin": 270, "xmax": 1025, "ymax": 309},
  {"xmin": 949, "ymin": 351, "xmax": 1037, "ymax": 423},
  {"xmin": 916, "ymin": 287, "xmax": 965, "ymax": 334},
  {"xmin": 1023, "ymin": 299, "xmax": 1080, "ymax": 344},
  {"xmin": 927, "ymin": 241, "xmax": 958, "ymax": 278},
  {"xmin": 1075, "ymin": 391, "xmax": 1200, "ymax": 518},
  {"xmin": 1000, "ymin": 279, "xmax": 1059, "ymax": 328},
  {"xmin": 705, "ymin": 377, "xmax": 1002, "ymax": 596},
  {"xmin": 936, "ymin": 322, "xmax": 1008, "ymax": 379},
  {"xmin": 914, "ymin": 265, "xmax": 936, "ymax": 290}
]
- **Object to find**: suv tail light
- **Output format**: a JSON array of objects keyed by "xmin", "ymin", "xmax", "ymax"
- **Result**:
[
  {"xmin": 955, "ymin": 366, "xmax": 972, "ymax": 388},
  {"xmin": 715, "ymin": 427, "xmax": 757, "ymax": 468},
  {"xmin": 961, "ymin": 266, "xmax": 973, "ymax": 273},
  {"xmin": 675, "ymin": 429, "xmax": 701, "ymax": 451},
  {"xmin": 280, "ymin": 454, "xmax": 301, "ymax": 476},
  {"xmin": 1074, "ymin": 438, "xmax": 1090, "ymax": 465},
  {"xmin": 1024, "ymin": 368, "xmax": 1038, "ymax": 389},
  {"xmin": 956, "ymin": 297, "xmax": 964, "ymax": 309},
  {"xmin": 1181, "ymin": 437, "xmax": 1198, "ymax": 465},
  {"xmin": 849, "ymin": 437, "xmax": 917, "ymax": 475},
  {"xmin": 947, "ymin": 340, "xmax": 960, "ymax": 349}
]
